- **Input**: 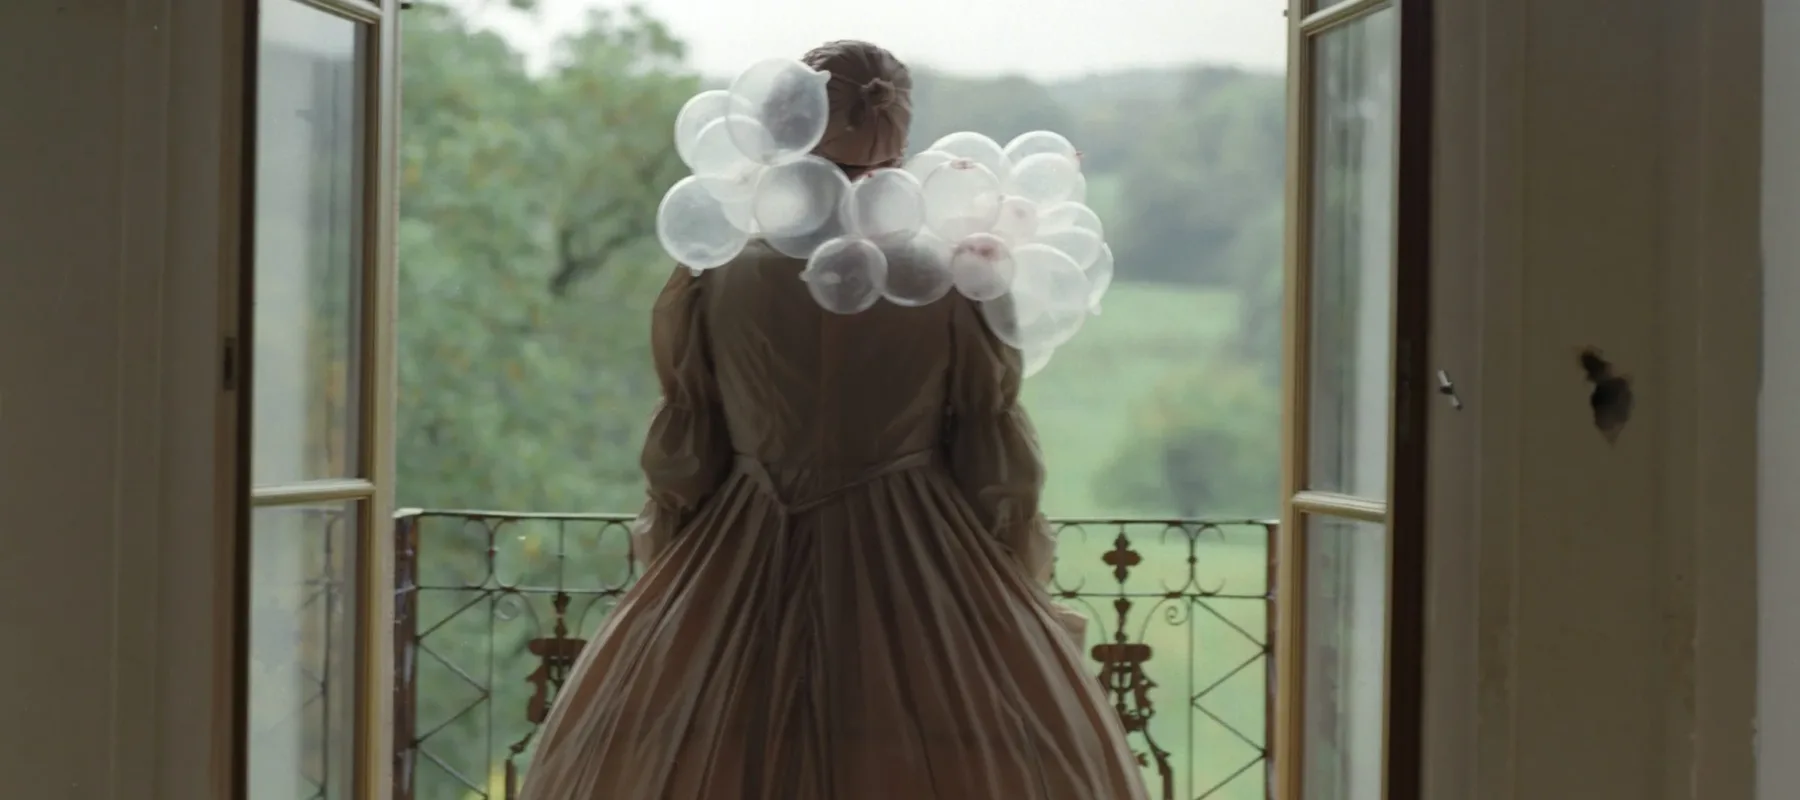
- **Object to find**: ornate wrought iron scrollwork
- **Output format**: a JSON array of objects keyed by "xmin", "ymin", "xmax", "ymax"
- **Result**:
[
  {"xmin": 504, "ymin": 592, "xmax": 588, "ymax": 798},
  {"xmin": 522, "ymin": 594, "xmax": 586, "ymax": 725},
  {"xmin": 1090, "ymin": 533, "xmax": 1176, "ymax": 797}
]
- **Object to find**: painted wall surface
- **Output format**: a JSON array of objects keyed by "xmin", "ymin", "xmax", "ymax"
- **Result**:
[
  {"xmin": 0, "ymin": 1, "xmax": 238, "ymax": 798},
  {"xmin": 1762, "ymin": 1, "xmax": 1797, "ymax": 796},
  {"xmin": 1425, "ymin": 0, "xmax": 1762, "ymax": 796}
]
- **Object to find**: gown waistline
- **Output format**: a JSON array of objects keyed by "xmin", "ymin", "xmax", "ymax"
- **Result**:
[{"xmin": 731, "ymin": 449, "xmax": 937, "ymax": 518}]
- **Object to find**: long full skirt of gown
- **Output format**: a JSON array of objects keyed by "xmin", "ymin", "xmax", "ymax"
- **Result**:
[
  {"xmin": 519, "ymin": 256, "xmax": 1150, "ymax": 800},
  {"xmin": 519, "ymin": 457, "xmax": 1147, "ymax": 799}
]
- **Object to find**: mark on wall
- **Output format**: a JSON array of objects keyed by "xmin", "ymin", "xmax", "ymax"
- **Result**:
[{"xmin": 1578, "ymin": 347, "xmax": 1633, "ymax": 443}]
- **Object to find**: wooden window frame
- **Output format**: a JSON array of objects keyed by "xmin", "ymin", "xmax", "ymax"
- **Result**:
[
  {"xmin": 235, "ymin": 0, "xmax": 401, "ymax": 797},
  {"xmin": 1273, "ymin": 0, "xmax": 1429, "ymax": 796}
]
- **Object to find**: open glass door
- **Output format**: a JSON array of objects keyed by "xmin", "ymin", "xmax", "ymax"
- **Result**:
[
  {"xmin": 243, "ymin": 0, "xmax": 400, "ymax": 797},
  {"xmin": 1275, "ymin": 0, "xmax": 1426, "ymax": 796}
]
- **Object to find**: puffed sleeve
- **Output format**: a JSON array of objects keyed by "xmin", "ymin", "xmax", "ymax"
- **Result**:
[
  {"xmin": 944, "ymin": 300, "xmax": 1059, "ymax": 585},
  {"xmin": 629, "ymin": 267, "xmax": 731, "ymax": 566},
  {"xmin": 946, "ymin": 302, "xmax": 1088, "ymax": 647}
]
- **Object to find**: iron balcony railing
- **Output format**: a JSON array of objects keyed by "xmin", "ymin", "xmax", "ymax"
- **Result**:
[{"xmin": 392, "ymin": 510, "xmax": 1279, "ymax": 800}]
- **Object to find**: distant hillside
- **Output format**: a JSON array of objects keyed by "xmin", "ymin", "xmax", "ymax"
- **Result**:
[{"xmin": 1041, "ymin": 68, "xmax": 1187, "ymax": 105}]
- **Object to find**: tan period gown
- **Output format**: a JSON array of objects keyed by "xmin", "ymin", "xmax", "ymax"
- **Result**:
[{"xmin": 520, "ymin": 242, "xmax": 1150, "ymax": 800}]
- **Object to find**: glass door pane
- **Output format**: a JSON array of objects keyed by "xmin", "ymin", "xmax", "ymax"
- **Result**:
[
  {"xmin": 248, "ymin": 1, "xmax": 383, "ymax": 797},
  {"xmin": 1299, "ymin": 514, "xmax": 1387, "ymax": 800},
  {"xmin": 253, "ymin": 0, "xmax": 367, "ymax": 487},
  {"xmin": 1279, "ymin": 2, "xmax": 1400, "ymax": 798},
  {"xmin": 1305, "ymin": 8, "xmax": 1396, "ymax": 499},
  {"xmin": 248, "ymin": 502, "xmax": 363, "ymax": 799}
]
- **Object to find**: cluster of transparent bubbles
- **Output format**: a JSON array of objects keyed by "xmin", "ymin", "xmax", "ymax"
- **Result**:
[{"xmin": 656, "ymin": 58, "xmax": 1115, "ymax": 376}]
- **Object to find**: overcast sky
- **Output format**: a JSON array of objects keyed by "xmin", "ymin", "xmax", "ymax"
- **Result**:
[{"xmin": 451, "ymin": 0, "xmax": 1287, "ymax": 80}]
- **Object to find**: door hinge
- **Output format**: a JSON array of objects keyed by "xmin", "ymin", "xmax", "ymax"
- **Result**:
[{"xmin": 222, "ymin": 336, "xmax": 238, "ymax": 392}]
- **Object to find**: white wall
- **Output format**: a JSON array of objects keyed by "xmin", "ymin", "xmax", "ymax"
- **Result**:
[
  {"xmin": 0, "ymin": 1, "xmax": 241, "ymax": 797},
  {"xmin": 1423, "ymin": 0, "xmax": 1763, "ymax": 796},
  {"xmin": 1762, "ymin": 1, "xmax": 1799, "ymax": 797}
]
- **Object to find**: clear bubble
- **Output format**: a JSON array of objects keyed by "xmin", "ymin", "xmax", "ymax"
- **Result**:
[
  {"xmin": 674, "ymin": 90, "xmax": 743, "ymax": 169},
  {"xmin": 702, "ymin": 169, "xmax": 769, "ymax": 207},
  {"xmin": 929, "ymin": 132, "xmax": 1010, "ymax": 180},
  {"xmin": 991, "ymin": 195, "xmax": 1041, "ymax": 245},
  {"xmin": 691, "ymin": 115, "xmax": 767, "ymax": 203},
  {"xmin": 1002, "ymin": 130, "xmax": 1080, "ymax": 164},
  {"xmin": 753, "ymin": 155, "xmax": 852, "ymax": 238},
  {"xmin": 803, "ymin": 237, "xmax": 888, "ymax": 314},
  {"xmin": 729, "ymin": 58, "xmax": 831, "ymax": 165},
  {"xmin": 922, "ymin": 159, "xmax": 1004, "ymax": 241},
  {"xmin": 1086, "ymin": 243, "xmax": 1115, "ymax": 313},
  {"xmin": 880, "ymin": 229, "xmax": 955, "ymax": 307},
  {"xmin": 1022, "ymin": 346, "xmax": 1056, "ymax": 378},
  {"xmin": 903, "ymin": 150, "xmax": 955, "ymax": 182},
  {"xmin": 657, "ymin": 176, "xmax": 751, "ymax": 270},
  {"xmin": 765, "ymin": 206, "xmax": 849, "ymax": 259},
  {"xmin": 1069, "ymin": 171, "xmax": 1089, "ymax": 204},
  {"xmin": 1006, "ymin": 152, "xmax": 1083, "ymax": 207},
  {"xmin": 845, "ymin": 168, "xmax": 927, "ymax": 246},
  {"xmin": 986, "ymin": 243, "xmax": 1094, "ymax": 349},
  {"xmin": 720, "ymin": 195, "xmax": 758, "ymax": 235},
  {"xmin": 949, "ymin": 232, "xmax": 1016, "ymax": 302},
  {"xmin": 1036, "ymin": 201, "xmax": 1105, "ymax": 238},
  {"xmin": 980, "ymin": 244, "xmax": 1089, "ymax": 351},
  {"xmin": 1034, "ymin": 226, "xmax": 1105, "ymax": 271}
]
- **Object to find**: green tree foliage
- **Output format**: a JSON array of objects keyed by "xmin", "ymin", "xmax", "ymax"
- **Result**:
[
  {"xmin": 394, "ymin": 6, "xmax": 1289, "ymax": 523},
  {"xmin": 1109, "ymin": 68, "xmax": 1285, "ymax": 288},
  {"xmin": 1093, "ymin": 351, "xmax": 1280, "ymax": 520},
  {"xmin": 394, "ymin": 8, "xmax": 713, "ymax": 791},
  {"xmin": 909, "ymin": 70, "xmax": 1079, "ymax": 148},
  {"xmin": 397, "ymin": 4, "xmax": 696, "ymax": 515}
]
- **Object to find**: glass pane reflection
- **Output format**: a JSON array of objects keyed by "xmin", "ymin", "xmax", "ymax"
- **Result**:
[
  {"xmin": 1300, "ymin": 514, "xmax": 1388, "ymax": 800},
  {"xmin": 253, "ymin": 0, "xmax": 367, "ymax": 486},
  {"xmin": 247, "ymin": 500, "xmax": 361, "ymax": 800},
  {"xmin": 1305, "ymin": 9, "xmax": 1396, "ymax": 499}
]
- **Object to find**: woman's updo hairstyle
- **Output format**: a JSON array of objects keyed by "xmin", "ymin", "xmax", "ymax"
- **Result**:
[{"xmin": 799, "ymin": 40, "xmax": 913, "ymax": 169}]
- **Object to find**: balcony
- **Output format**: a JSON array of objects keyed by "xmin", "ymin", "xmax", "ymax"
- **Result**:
[{"xmin": 389, "ymin": 510, "xmax": 1279, "ymax": 800}]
